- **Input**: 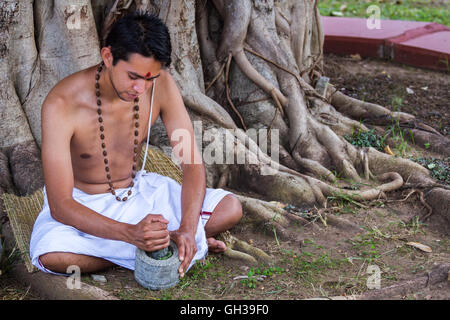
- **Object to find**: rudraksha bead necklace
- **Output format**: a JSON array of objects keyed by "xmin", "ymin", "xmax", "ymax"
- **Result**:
[{"xmin": 95, "ymin": 61, "xmax": 139, "ymax": 201}]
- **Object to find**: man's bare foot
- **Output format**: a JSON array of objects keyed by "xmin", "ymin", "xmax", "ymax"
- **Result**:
[{"xmin": 207, "ymin": 237, "xmax": 227, "ymax": 253}]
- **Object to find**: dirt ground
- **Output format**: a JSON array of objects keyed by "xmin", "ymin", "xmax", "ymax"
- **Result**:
[{"xmin": 1, "ymin": 54, "xmax": 449, "ymax": 300}]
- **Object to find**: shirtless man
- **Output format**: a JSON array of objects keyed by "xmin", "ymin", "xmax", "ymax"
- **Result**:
[{"xmin": 29, "ymin": 12, "xmax": 242, "ymax": 278}]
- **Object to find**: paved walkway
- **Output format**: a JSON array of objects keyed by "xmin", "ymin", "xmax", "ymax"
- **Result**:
[{"xmin": 322, "ymin": 16, "xmax": 450, "ymax": 71}]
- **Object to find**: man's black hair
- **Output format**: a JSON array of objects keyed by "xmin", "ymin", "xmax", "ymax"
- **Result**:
[{"xmin": 104, "ymin": 12, "xmax": 172, "ymax": 67}]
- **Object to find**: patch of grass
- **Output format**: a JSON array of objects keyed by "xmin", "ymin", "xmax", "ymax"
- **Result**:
[
  {"xmin": 291, "ymin": 250, "xmax": 348, "ymax": 284},
  {"xmin": 318, "ymin": 0, "xmax": 450, "ymax": 26},
  {"xmin": 180, "ymin": 257, "xmax": 215, "ymax": 286},
  {"xmin": 240, "ymin": 266, "xmax": 284, "ymax": 289},
  {"xmin": 348, "ymin": 228, "xmax": 383, "ymax": 263}
]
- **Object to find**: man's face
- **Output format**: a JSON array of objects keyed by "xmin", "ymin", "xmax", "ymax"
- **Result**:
[{"xmin": 108, "ymin": 53, "xmax": 162, "ymax": 102}]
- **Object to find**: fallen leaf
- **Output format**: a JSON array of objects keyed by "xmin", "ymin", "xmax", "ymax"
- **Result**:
[
  {"xmin": 350, "ymin": 53, "xmax": 362, "ymax": 61},
  {"xmin": 384, "ymin": 145, "xmax": 394, "ymax": 156},
  {"xmin": 406, "ymin": 242, "xmax": 432, "ymax": 253}
]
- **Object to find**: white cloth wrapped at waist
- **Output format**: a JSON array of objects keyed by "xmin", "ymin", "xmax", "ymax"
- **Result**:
[{"xmin": 29, "ymin": 170, "xmax": 232, "ymax": 275}]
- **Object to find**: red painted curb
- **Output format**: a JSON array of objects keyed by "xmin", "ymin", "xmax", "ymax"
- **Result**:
[
  {"xmin": 386, "ymin": 23, "xmax": 450, "ymax": 70},
  {"xmin": 322, "ymin": 17, "xmax": 450, "ymax": 71}
]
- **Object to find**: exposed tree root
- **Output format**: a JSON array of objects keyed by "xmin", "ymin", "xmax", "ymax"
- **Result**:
[
  {"xmin": 330, "ymin": 89, "xmax": 415, "ymax": 123},
  {"xmin": 316, "ymin": 208, "xmax": 363, "ymax": 233},
  {"xmin": 387, "ymin": 189, "xmax": 433, "ymax": 222},
  {"xmin": 236, "ymin": 194, "xmax": 318, "ymax": 240},
  {"xmin": 306, "ymin": 263, "xmax": 450, "ymax": 300},
  {"xmin": 359, "ymin": 263, "xmax": 450, "ymax": 300},
  {"xmin": 216, "ymin": 231, "xmax": 272, "ymax": 265}
]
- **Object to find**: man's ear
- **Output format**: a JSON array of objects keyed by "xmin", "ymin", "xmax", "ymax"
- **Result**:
[{"xmin": 100, "ymin": 46, "xmax": 114, "ymax": 68}]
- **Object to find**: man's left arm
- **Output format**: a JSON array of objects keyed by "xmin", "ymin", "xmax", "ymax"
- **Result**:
[{"xmin": 159, "ymin": 72, "xmax": 206, "ymax": 277}]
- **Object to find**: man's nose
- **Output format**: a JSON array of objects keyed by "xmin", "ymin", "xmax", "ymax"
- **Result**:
[{"xmin": 133, "ymin": 80, "xmax": 146, "ymax": 93}]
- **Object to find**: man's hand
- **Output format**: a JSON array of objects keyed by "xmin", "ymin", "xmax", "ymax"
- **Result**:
[
  {"xmin": 129, "ymin": 214, "xmax": 170, "ymax": 252},
  {"xmin": 169, "ymin": 228, "xmax": 197, "ymax": 278}
]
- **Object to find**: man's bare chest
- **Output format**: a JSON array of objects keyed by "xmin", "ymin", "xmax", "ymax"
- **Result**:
[{"xmin": 70, "ymin": 98, "xmax": 160, "ymax": 177}]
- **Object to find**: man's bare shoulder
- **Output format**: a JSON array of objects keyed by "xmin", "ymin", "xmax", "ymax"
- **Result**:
[
  {"xmin": 157, "ymin": 69, "xmax": 183, "ymax": 110},
  {"xmin": 42, "ymin": 66, "xmax": 95, "ymax": 117}
]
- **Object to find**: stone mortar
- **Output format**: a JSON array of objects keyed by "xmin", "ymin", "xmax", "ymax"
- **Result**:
[{"xmin": 134, "ymin": 240, "xmax": 181, "ymax": 290}]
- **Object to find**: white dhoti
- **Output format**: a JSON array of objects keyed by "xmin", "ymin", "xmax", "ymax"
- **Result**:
[{"xmin": 29, "ymin": 170, "xmax": 233, "ymax": 275}]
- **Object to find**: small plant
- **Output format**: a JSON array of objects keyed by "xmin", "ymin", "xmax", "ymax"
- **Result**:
[
  {"xmin": 240, "ymin": 266, "xmax": 284, "ymax": 289},
  {"xmin": 345, "ymin": 128, "xmax": 385, "ymax": 151},
  {"xmin": 349, "ymin": 229, "xmax": 383, "ymax": 263},
  {"xmin": 411, "ymin": 157, "xmax": 450, "ymax": 185},
  {"xmin": 293, "ymin": 251, "xmax": 347, "ymax": 284}
]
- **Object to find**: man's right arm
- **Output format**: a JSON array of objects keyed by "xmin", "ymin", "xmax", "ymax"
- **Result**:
[{"xmin": 41, "ymin": 92, "xmax": 169, "ymax": 252}]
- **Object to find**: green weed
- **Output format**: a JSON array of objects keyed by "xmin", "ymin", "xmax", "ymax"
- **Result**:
[
  {"xmin": 345, "ymin": 128, "xmax": 385, "ymax": 151},
  {"xmin": 411, "ymin": 157, "xmax": 450, "ymax": 185},
  {"xmin": 240, "ymin": 266, "xmax": 284, "ymax": 289},
  {"xmin": 292, "ymin": 251, "xmax": 347, "ymax": 283}
]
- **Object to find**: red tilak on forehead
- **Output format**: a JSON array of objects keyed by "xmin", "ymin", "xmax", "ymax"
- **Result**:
[{"xmin": 145, "ymin": 71, "xmax": 152, "ymax": 79}]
